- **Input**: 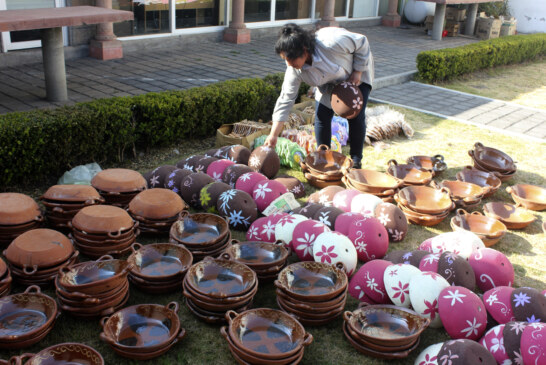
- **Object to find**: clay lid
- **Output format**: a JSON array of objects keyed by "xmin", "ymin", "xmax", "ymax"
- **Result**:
[
  {"xmin": 349, "ymin": 259, "xmax": 391, "ymax": 304},
  {"xmin": 194, "ymin": 156, "xmax": 219, "ymax": 174},
  {"xmin": 91, "ymin": 168, "xmax": 146, "ymax": 193},
  {"xmin": 72, "ymin": 205, "xmax": 134, "ymax": 234},
  {"xmin": 331, "ymin": 81, "xmax": 364, "ymax": 119},
  {"xmin": 511, "ymin": 287, "xmax": 546, "ymax": 323},
  {"xmin": 0, "ymin": 193, "xmax": 42, "ymax": 226},
  {"xmin": 41, "ymin": 185, "xmax": 102, "ymax": 203},
  {"xmin": 128, "ymin": 188, "xmax": 186, "ymax": 220},
  {"xmin": 438, "ymin": 286, "xmax": 487, "ymax": 341},
  {"xmin": 437, "ymin": 251, "xmax": 476, "ymax": 290},
  {"xmin": 5, "ymin": 228, "xmax": 74, "ymax": 268},
  {"xmin": 313, "ymin": 186, "xmax": 345, "ymax": 206},
  {"xmin": 248, "ymin": 146, "xmax": 280, "ymax": 179},
  {"xmin": 313, "ymin": 206, "xmax": 345, "ymax": 229},
  {"xmin": 180, "ymin": 172, "xmax": 215, "ymax": 208},
  {"xmin": 347, "ymin": 216, "xmax": 389, "ymax": 262},
  {"xmin": 374, "ymin": 203, "xmax": 408, "ymax": 242}
]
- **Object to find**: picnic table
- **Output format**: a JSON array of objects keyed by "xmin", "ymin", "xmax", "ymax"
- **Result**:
[
  {"xmin": 0, "ymin": 6, "xmax": 133, "ymax": 102},
  {"xmin": 420, "ymin": 0, "xmax": 503, "ymax": 40}
]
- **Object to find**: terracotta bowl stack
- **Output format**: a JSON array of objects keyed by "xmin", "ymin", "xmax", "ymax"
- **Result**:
[
  {"xmin": 4, "ymin": 229, "xmax": 78, "ymax": 286},
  {"xmin": 221, "ymin": 308, "xmax": 313, "ymax": 365},
  {"xmin": 506, "ymin": 184, "xmax": 546, "ymax": 211},
  {"xmin": 301, "ymin": 145, "xmax": 352, "ymax": 188},
  {"xmin": 0, "ymin": 286, "xmax": 59, "ymax": 350},
  {"xmin": 127, "ymin": 242, "xmax": 192, "ymax": 294},
  {"xmin": 435, "ymin": 180, "xmax": 486, "ymax": 210},
  {"xmin": 182, "ymin": 257, "xmax": 258, "ymax": 324},
  {"xmin": 451, "ymin": 209, "xmax": 507, "ymax": 247},
  {"xmin": 55, "ymin": 256, "xmax": 131, "ymax": 318},
  {"xmin": 342, "ymin": 304, "xmax": 429, "ymax": 359},
  {"xmin": 343, "ymin": 169, "xmax": 402, "ymax": 202},
  {"xmin": 468, "ymin": 142, "xmax": 516, "ymax": 181},
  {"xmin": 99, "ymin": 302, "xmax": 186, "ymax": 360},
  {"xmin": 0, "ymin": 258, "xmax": 11, "ymax": 297},
  {"xmin": 69, "ymin": 205, "xmax": 139, "ymax": 258},
  {"xmin": 456, "ymin": 166, "xmax": 502, "ymax": 198},
  {"xmin": 91, "ymin": 168, "xmax": 147, "ymax": 208},
  {"xmin": 0, "ymin": 193, "xmax": 43, "ymax": 247},
  {"xmin": 386, "ymin": 159, "xmax": 433, "ymax": 187},
  {"xmin": 40, "ymin": 185, "xmax": 104, "ymax": 231},
  {"xmin": 394, "ymin": 185, "xmax": 454, "ymax": 226},
  {"xmin": 9, "ymin": 343, "xmax": 104, "ymax": 365},
  {"xmin": 169, "ymin": 212, "xmax": 231, "ymax": 262},
  {"xmin": 128, "ymin": 188, "xmax": 188, "ymax": 235},
  {"xmin": 483, "ymin": 202, "xmax": 535, "ymax": 230},
  {"xmin": 222, "ymin": 240, "xmax": 291, "ymax": 282},
  {"xmin": 275, "ymin": 262, "xmax": 349, "ymax": 326},
  {"xmin": 406, "ymin": 154, "xmax": 447, "ymax": 174}
]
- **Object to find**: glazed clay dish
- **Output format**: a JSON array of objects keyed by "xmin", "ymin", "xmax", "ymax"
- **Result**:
[
  {"xmin": 127, "ymin": 242, "xmax": 192, "ymax": 281},
  {"xmin": 386, "ymin": 159, "xmax": 433, "ymax": 186},
  {"xmin": 170, "ymin": 213, "xmax": 229, "ymax": 246},
  {"xmin": 223, "ymin": 240, "xmax": 290, "ymax": 269},
  {"xmin": 303, "ymin": 145, "xmax": 352, "ymax": 176},
  {"xmin": 483, "ymin": 202, "xmax": 535, "ymax": 229},
  {"xmin": 58, "ymin": 257, "xmax": 131, "ymax": 294},
  {"xmin": 15, "ymin": 343, "xmax": 104, "ymax": 365},
  {"xmin": 405, "ymin": 154, "xmax": 447, "ymax": 173},
  {"xmin": 436, "ymin": 180, "xmax": 486, "ymax": 203},
  {"xmin": 470, "ymin": 142, "xmax": 516, "ymax": 173},
  {"xmin": 345, "ymin": 169, "xmax": 402, "ymax": 191},
  {"xmin": 396, "ymin": 185, "xmax": 453, "ymax": 214},
  {"xmin": 456, "ymin": 166, "xmax": 501, "ymax": 197},
  {"xmin": 451, "ymin": 209, "xmax": 507, "ymax": 246},
  {"xmin": 506, "ymin": 184, "xmax": 546, "ymax": 211}
]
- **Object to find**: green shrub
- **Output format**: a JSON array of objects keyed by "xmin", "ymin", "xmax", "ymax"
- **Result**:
[
  {"xmin": 417, "ymin": 34, "xmax": 546, "ymax": 82},
  {"xmin": 0, "ymin": 74, "xmax": 308, "ymax": 188}
]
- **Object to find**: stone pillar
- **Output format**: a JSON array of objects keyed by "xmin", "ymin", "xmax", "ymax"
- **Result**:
[
  {"xmin": 465, "ymin": 3, "xmax": 479, "ymax": 36},
  {"xmin": 382, "ymin": 0, "xmax": 401, "ymax": 27},
  {"xmin": 42, "ymin": 27, "xmax": 68, "ymax": 102},
  {"xmin": 432, "ymin": 3, "xmax": 446, "ymax": 40},
  {"xmin": 224, "ymin": 0, "xmax": 251, "ymax": 44},
  {"xmin": 89, "ymin": 0, "xmax": 124, "ymax": 60},
  {"xmin": 317, "ymin": 0, "xmax": 338, "ymax": 28}
]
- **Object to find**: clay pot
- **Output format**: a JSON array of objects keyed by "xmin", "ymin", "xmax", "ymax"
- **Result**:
[
  {"xmin": 303, "ymin": 145, "xmax": 352, "ymax": 177},
  {"xmin": 274, "ymin": 175, "xmax": 305, "ymax": 199},
  {"xmin": 305, "ymin": 172, "xmax": 342, "ymax": 188},
  {"xmin": 470, "ymin": 142, "xmax": 516, "ymax": 173},
  {"xmin": 200, "ymin": 181, "xmax": 232, "ymax": 214},
  {"xmin": 91, "ymin": 168, "xmax": 146, "ymax": 193},
  {"xmin": 182, "ymin": 275, "xmax": 257, "ymax": 305},
  {"xmin": 127, "ymin": 242, "xmax": 192, "ymax": 282},
  {"xmin": 406, "ymin": 154, "xmax": 447, "ymax": 173},
  {"xmin": 216, "ymin": 189, "xmax": 258, "ymax": 230},
  {"xmin": 344, "ymin": 320, "xmax": 419, "ymax": 353},
  {"xmin": 386, "ymin": 159, "xmax": 433, "ymax": 186},
  {"xmin": 41, "ymin": 184, "xmax": 103, "ymax": 203},
  {"xmin": 436, "ymin": 180, "xmax": 486, "ymax": 205},
  {"xmin": 331, "ymin": 81, "xmax": 364, "ymax": 119},
  {"xmin": 221, "ymin": 164, "xmax": 253, "ymax": 188},
  {"xmin": 396, "ymin": 185, "xmax": 453, "ymax": 215},
  {"xmin": 14, "ymin": 343, "xmax": 104, "ymax": 365},
  {"xmin": 438, "ymin": 286, "xmax": 487, "ymax": 340},
  {"xmin": 397, "ymin": 200, "xmax": 451, "ymax": 226},
  {"xmin": 169, "ymin": 212, "xmax": 229, "ymax": 246},
  {"xmin": 456, "ymin": 166, "xmax": 501, "ymax": 198},
  {"xmin": 222, "ymin": 240, "xmax": 290, "ymax": 270},
  {"xmin": 180, "ymin": 172, "xmax": 215, "ymax": 208},
  {"xmin": 506, "ymin": 184, "xmax": 546, "ymax": 211},
  {"xmin": 71, "ymin": 205, "xmax": 135, "ymax": 235},
  {"xmin": 471, "ymin": 157, "xmax": 516, "ymax": 181},
  {"xmin": 0, "ymin": 193, "xmax": 42, "ymax": 226},
  {"xmin": 483, "ymin": 202, "xmax": 535, "ymax": 229},
  {"xmin": 451, "ymin": 209, "xmax": 507, "ymax": 247},
  {"xmin": 248, "ymin": 146, "xmax": 280, "ymax": 179},
  {"xmin": 345, "ymin": 169, "xmax": 402, "ymax": 192},
  {"xmin": 128, "ymin": 188, "xmax": 186, "ymax": 220}
]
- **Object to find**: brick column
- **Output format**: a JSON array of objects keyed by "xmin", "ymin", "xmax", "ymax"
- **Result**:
[
  {"xmin": 317, "ymin": 0, "xmax": 338, "ymax": 28},
  {"xmin": 382, "ymin": 0, "xmax": 401, "ymax": 27},
  {"xmin": 89, "ymin": 0, "xmax": 124, "ymax": 60},
  {"xmin": 224, "ymin": 0, "xmax": 251, "ymax": 44}
]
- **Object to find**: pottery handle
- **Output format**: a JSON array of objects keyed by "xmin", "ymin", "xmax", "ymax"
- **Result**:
[
  {"xmin": 178, "ymin": 210, "xmax": 190, "ymax": 220},
  {"xmin": 456, "ymin": 208, "xmax": 468, "ymax": 217},
  {"xmin": 166, "ymin": 301, "xmax": 179, "ymax": 314},
  {"xmin": 218, "ymin": 252, "xmax": 232, "ymax": 261},
  {"xmin": 10, "ymin": 353, "xmax": 34, "ymax": 365},
  {"xmin": 0, "ymin": 275, "xmax": 12, "ymax": 287},
  {"xmin": 130, "ymin": 242, "xmax": 143, "ymax": 253},
  {"xmin": 99, "ymin": 306, "xmax": 116, "ymax": 317},
  {"xmin": 107, "ymin": 229, "xmax": 123, "ymax": 239},
  {"xmin": 468, "ymin": 149, "xmax": 475, "ymax": 158},
  {"xmin": 34, "ymin": 214, "xmax": 45, "ymax": 223},
  {"xmin": 382, "ymin": 189, "xmax": 395, "ymax": 196},
  {"xmin": 357, "ymin": 301, "xmax": 371, "ymax": 308},
  {"xmin": 99, "ymin": 316, "xmax": 110, "ymax": 328},
  {"xmin": 302, "ymin": 332, "xmax": 314, "ymax": 347},
  {"xmin": 317, "ymin": 144, "xmax": 329, "ymax": 151},
  {"xmin": 219, "ymin": 326, "xmax": 229, "ymax": 340},
  {"xmin": 429, "ymin": 180, "xmax": 439, "ymax": 189},
  {"xmin": 335, "ymin": 261, "xmax": 348, "ymax": 274},
  {"xmin": 24, "ymin": 285, "xmax": 41, "ymax": 294},
  {"xmin": 387, "ymin": 159, "xmax": 397, "ymax": 167},
  {"xmin": 97, "ymin": 255, "xmax": 114, "ymax": 262},
  {"xmin": 273, "ymin": 280, "xmax": 285, "ymax": 290},
  {"xmin": 22, "ymin": 265, "xmax": 38, "ymax": 276},
  {"xmin": 99, "ymin": 332, "xmax": 115, "ymax": 345},
  {"xmin": 474, "ymin": 142, "xmax": 484, "ymax": 150},
  {"xmin": 505, "ymin": 186, "xmax": 513, "ymax": 194},
  {"xmin": 176, "ymin": 327, "xmax": 187, "ymax": 341},
  {"xmin": 471, "ymin": 211, "xmax": 483, "ymax": 216},
  {"xmin": 224, "ymin": 310, "xmax": 238, "ymax": 324},
  {"xmin": 439, "ymin": 187, "xmax": 451, "ymax": 196},
  {"xmin": 52, "ymin": 206, "xmax": 65, "ymax": 214},
  {"xmin": 230, "ymin": 239, "xmax": 240, "ymax": 245},
  {"xmin": 343, "ymin": 311, "xmax": 353, "ymax": 322},
  {"xmin": 274, "ymin": 239, "xmax": 285, "ymax": 247},
  {"xmin": 463, "ymin": 165, "xmax": 474, "ymax": 171},
  {"xmin": 432, "ymin": 154, "xmax": 444, "ymax": 162},
  {"xmin": 300, "ymin": 161, "xmax": 308, "ymax": 173}
]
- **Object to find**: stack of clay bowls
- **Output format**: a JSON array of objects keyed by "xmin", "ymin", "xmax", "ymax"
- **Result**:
[
  {"xmin": 222, "ymin": 239, "xmax": 290, "ymax": 282},
  {"xmin": 483, "ymin": 202, "xmax": 535, "ymax": 229},
  {"xmin": 91, "ymin": 168, "xmax": 147, "ymax": 208},
  {"xmin": 343, "ymin": 169, "xmax": 402, "ymax": 202},
  {"xmin": 301, "ymin": 145, "xmax": 352, "ymax": 188},
  {"xmin": 394, "ymin": 185, "xmax": 454, "ymax": 226},
  {"xmin": 275, "ymin": 262, "xmax": 348, "ymax": 326},
  {"xmin": 506, "ymin": 184, "xmax": 546, "ymax": 211},
  {"xmin": 451, "ymin": 209, "xmax": 507, "ymax": 247},
  {"xmin": 100, "ymin": 302, "xmax": 186, "ymax": 360},
  {"xmin": 0, "ymin": 193, "xmax": 43, "ymax": 247},
  {"xmin": 8, "ymin": 342, "xmax": 104, "ymax": 364},
  {"xmin": 4, "ymin": 229, "xmax": 78, "ymax": 286},
  {"xmin": 169, "ymin": 212, "xmax": 230, "ymax": 262},
  {"xmin": 0, "ymin": 285, "xmax": 59, "ymax": 350},
  {"xmin": 127, "ymin": 242, "xmax": 192, "ymax": 294},
  {"xmin": 69, "ymin": 205, "xmax": 138, "ymax": 258},
  {"xmin": 386, "ymin": 159, "xmax": 433, "ymax": 186},
  {"xmin": 182, "ymin": 257, "xmax": 257, "ymax": 324},
  {"xmin": 40, "ymin": 185, "xmax": 104, "ymax": 231},
  {"xmin": 468, "ymin": 142, "xmax": 516, "ymax": 181},
  {"xmin": 342, "ymin": 304, "xmax": 429, "ymax": 359},
  {"xmin": 406, "ymin": 154, "xmax": 447, "ymax": 174},
  {"xmin": 435, "ymin": 180, "xmax": 486, "ymax": 210},
  {"xmin": 0, "ymin": 257, "xmax": 11, "ymax": 297},
  {"xmin": 456, "ymin": 166, "xmax": 501, "ymax": 198},
  {"xmin": 55, "ymin": 256, "xmax": 131, "ymax": 318},
  {"xmin": 221, "ymin": 308, "xmax": 313, "ymax": 365},
  {"xmin": 128, "ymin": 188, "xmax": 188, "ymax": 235}
]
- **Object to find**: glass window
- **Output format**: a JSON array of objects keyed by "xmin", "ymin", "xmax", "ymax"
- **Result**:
[
  {"xmin": 350, "ymin": 0, "xmax": 377, "ymax": 18},
  {"xmin": 6, "ymin": 0, "xmax": 56, "ymax": 42},
  {"xmin": 275, "ymin": 0, "xmax": 311, "ymax": 20},
  {"xmin": 175, "ymin": 0, "xmax": 223, "ymax": 29},
  {"xmin": 245, "ymin": 0, "xmax": 271, "ymax": 22},
  {"xmin": 314, "ymin": 0, "xmax": 347, "ymax": 18}
]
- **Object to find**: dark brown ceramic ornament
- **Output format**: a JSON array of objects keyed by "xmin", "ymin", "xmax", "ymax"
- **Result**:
[
  {"xmin": 177, "ymin": 154, "xmax": 205, "ymax": 171},
  {"xmin": 374, "ymin": 202, "xmax": 408, "ymax": 242},
  {"xmin": 437, "ymin": 251, "xmax": 476, "ymax": 291},
  {"xmin": 200, "ymin": 182, "xmax": 232, "ymax": 214},
  {"xmin": 146, "ymin": 165, "xmax": 177, "ymax": 189},
  {"xmin": 503, "ymin": 321, "xmax": 528, "ymax": 364},
  {"xmin": 331, "ymin": 81, "xmax": 363, "ymax": 119},
  {"xmin": 226, "ymin": 145, "xmax": 251, "ymax": 165},
  {"xmin": 248, "ymin": 146, "xmax": 280, "ymax": 179},
  {"xmin": 217, "ymin": 190, "xmax": 258, "ymax": 230},
  {"xmin": 180, "ymin": 172, "xmax": 214, "ymax": 208},
  {"xmin": 437, "ymin": 339, "xmax": 496, "ymax": 365},
  {"xmin": 511, "ymin": 287, "xmax": 546, "ymax": 323},
  {"xmin": 194, "ymin": 156, "xmax": 219, "ymax": 174},
  {"xmin": 221, "ymin": 164, "xmax": 253, "ymax": 188},
  {"xmin": 293, "ymin": 203, "xmax": 323, "ymax": 218},
  {"xmin": 401, "ymin": 250, "xmax": 429, "ymax": 268},
  {"xmin": 274, "ymin": 175, "xmax": 305, "ymax": 199},
  {"xmin": 313, "ymin": 206, "xmax": 345, "ymax": 229},
  {"xmin": 383, "ymin": 250, "xmax": 410, "ymax": 264},
  {"xmin": 163, "ymin": 168, "xmax": 192, "ymax": 195}
]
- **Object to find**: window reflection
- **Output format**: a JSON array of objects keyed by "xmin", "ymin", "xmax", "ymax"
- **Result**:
[
  {"xmin": 275, "ymin": 0, "xmax": 311, "ymax": 20},
  {"xmin": 245, "ymin": 0, "xmax": 271, "ymax": 22}
]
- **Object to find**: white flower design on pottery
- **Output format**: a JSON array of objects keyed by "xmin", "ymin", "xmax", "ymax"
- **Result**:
[
  {"xmin": 510, "ymin": 322, "xmax": 526, "ymax": 335},
  {"xmin": 254, "ymin": 182, "xmax": 272, "ymax": 200},
  {"xmin": 402, "ymin": 252, "xmax": 412, "ymax": 261},
  {"xmin": 278, "ymin": 215, "xmax": 296, "ymax": 226},
  {"xmin": 355, "ymin": 241, "xmax": 367, "ymax": 253},
  {"xmin": 354, "ymin": 285, "xmax": 365, "ymax": 300},
  {"xmin": 513, "ymin": 292, "xmax": 531, "ymax": 307},
  {"xmin": 295, "ymin": 233, "xmax": 316, "ymax": 258},
  {"xmin": 439, "ymin": 350, "xmax": 459, "ymax": 365},
  {"xmin": 365, "ymin": 272, "xmax": 384, "ymax": 298},
  {"xmin": 183, "ymin": 163, "xmax": 192, "ymax": 171},
  {"xmin": 389, "ymin": 229, "xmax": 404, "ymax": 241},
  {"xmin": 460, "ymin": 317, "xmax": 482, "ymax": 337},
  {"xmin": 353, "ymin": 97, "xmax": 363, "ymax": 109},
  {"xmin": 212, "ymin": 172, "xmax": 222, "ymax": 181},
  {"xmin": 486, "ymin": 293, "xmax": 498, "ymax": 306},
  {"xmin": 291, "ymin": 185, "xmax": 301, "ymax": 194},
  {"xmin": 247, "ymin": 226, "xmax": 258, "ymax": 239},
  {"xmin": 239, "ymin": 173, "xmax": 252, "ymax": 182},
  {"xmin": 318, "ymin": 212, "xmax": 332, "ymax": 226},
  {"xmin": 513, "ymin": 351, "xmax": 523, "ymax": 365},
  {"xmin": 443, "ymin": 289, "xmax": 466, "ymax": 306},
  {"xmin": 423, "ymin": 253, "xmax": 440, "ymax": 265},
  {"xmin": 318, "ymin": 195, "xmax": 330, "ymax": 205}
]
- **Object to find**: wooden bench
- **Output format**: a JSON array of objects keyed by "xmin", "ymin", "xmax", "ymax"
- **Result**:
[
  {"xmin": 420, "ymin": 0, "xmax": 503, "ymax": 40},
  {"xmin": 0, "ymin": 6, "xmax": 133, "ymax": 102}
]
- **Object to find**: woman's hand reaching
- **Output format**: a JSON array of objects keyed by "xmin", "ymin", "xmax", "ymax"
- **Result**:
[{"xmin": 348, "ymin": 70, "xmax": 362, "ymax": 85}]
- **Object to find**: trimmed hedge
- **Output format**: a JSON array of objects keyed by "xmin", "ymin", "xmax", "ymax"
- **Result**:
[
  {"xmin": 0, "ymin": 74, "xmax": 307, "ymax": 188},
  {"xmin": 417, "ymin": 34, "xmax": 546, "ymax": 82}
]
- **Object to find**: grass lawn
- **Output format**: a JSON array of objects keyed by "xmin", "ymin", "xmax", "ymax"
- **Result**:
[
  {"xmin": 2, "ymin": 102, "xmax": 544, "ymax": 365},
  {"xmin": 434, "ymin": 58, "xmax": 546, "ymax": 110}
]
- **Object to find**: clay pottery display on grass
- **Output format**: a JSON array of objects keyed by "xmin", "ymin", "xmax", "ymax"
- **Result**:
[
  {"xmin": 11, "ymin": 342, "xmax": 104, "ymax": 365},
  {"xmin": 470, "ymin": 142, "xmax": 516, "ymax": 173},
  {"xmin": 396, "ymin": 185, "xmax": 453, "ymax": 215},
  {"xmin": 0, "ymin": 193, "xmax": 42, "ymax": 226},
  {"xmin": 406, "ymin": 154, "xmax": 447, "ymax": 173},
  {"xmin": 483, "ymin": 202, "xmax": 536, "ymax": 229},
  {"xmin": 451, "ymin": 209, "xmax": 507, "ymax": 247},
  {"xmin": 456, "ymin": 166, "xmax": 501, "ymax": 198},
  {"xmin": 71, "ymin": 205, "xmax": 136, "ymax": 235},
  {"xmin": 345, "ymin": 169, "xmax": 402, "ymax": 193},
  {"xmin": 169, "ymin": 212, "xmax": 229, "ymax": 247},
  {"xmin": 386, "ymin": 159, "xmax": 433, "ymax": 186},
  {"xmin": 506, "ymin": 184, "xmax": 546, "ymax": 211},
  {"xmin": 127, "ymin": 242, "xmax": 192, "ymax": 282},
  {"xmin": 305, "ymin": 172, "xmax": 343, "ymax": 188},
  {"xmin": 435, "ymin": 180, "xmax": 486, "ymax": 206},
  {"xmin": 222, "ymin": 239, "xmax": 290, "ymax": 272},
  {"xmin": 303, "ymin": 145, "xmax": 352, "ymax": 177},
  {"xmin": 128, "ymin": 188, "xmax": 187, "ymax": 220}
]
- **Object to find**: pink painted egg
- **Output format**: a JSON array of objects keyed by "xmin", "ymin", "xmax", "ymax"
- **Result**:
[
  {"xmin": 333, "ymin": 189, "xmax": 361, "ymax": 212},
  {"xmin": 348, "ymin": 259, "xmax": 391, "ymax": 304},
  {"xmin": 252, "ymin": 180, "xmax": 288, "ymax": 212},
  {"xmin": 439, "ymin": 286, "xmax": 487, "ymax": 340},
  {"xmin": 468, "ymin": 248, "xmax": 514, "ymax": 292},
  {"xmin": 409, "ymin": 271, "xmax": 451, "ymax": 328},
  {"xmin": 483, "ymin": 286, "xmax": 516, "ymax": 325},
  {"xmin": 419, "ymin": 253, "xmax": 441, "ymax": 273},
  {"xmin": 383, "ymin": 263, "xmax": 421, "ymax": 308},
  {"xmin": 479, "ymin": 324, "xmax": 510, "ymax": 364},
  {"xmin": 313, "ymin": 231, "xmax": 358, "ymax": 276},
  {"xmin": 347, "ymin": 216, "xmax": 389, "ymax": 262},
  {"xmin": 334, "ymin": 212, "xmax": 366, "ymax": 236},
  {"xmin": 235, "ymin": 172, "xmax": 268, "ymax": 195},
  {"xmin": 246, "ymin": 213, "xmax": 288, "ymax": 242},
  {"xmin": 350, "ymin": 193, "xmax": 382, "ymax": 216},
  {"xmin": 206, "ymin": 159, "xmax": 235, "ymax": 181},
  {"xmin": 420, "ymin": 231, "xmax": 485, "ymax": 259},
  {"xmin": 414, "ymin": 342, "xmax": 444, "ymax": 365},
  {"xmin": 292, "ymin": 220, "xmax": 331, "ymax": 261},
  {"xmin": 521, "ymin": 322, "xmax": 546, "ymax": 365},
  {"xmin": 274, "ymin": 214, "xmax": 308, "ymax": 247}
]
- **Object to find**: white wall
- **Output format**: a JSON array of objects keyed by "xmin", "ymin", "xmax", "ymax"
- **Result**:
[{"xmin": 509, "ymin": 0, "xmax": 546, "ymax": 34}]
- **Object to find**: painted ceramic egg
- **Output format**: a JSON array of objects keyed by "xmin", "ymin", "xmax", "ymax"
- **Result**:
[
  {"xmin": 333, "ymin": 189, "xmax": 361, "ymax": 212},
  {"xmin": 419, "ymin": 253, "xmax": 441, "ymax": 273},
  {"xmin": 437, "ymin": 251, "xmax": 476, "ymax": 291},
  {"xmin": 314, "ymin": 186, "xmax": 345, "ymax": 206},
  {"xmin": 383, "ymin": 263, "xmax": 421, "ymax": 308},
  {"xmin": 180, "ymin": 172, "xmax": 214, "ymax": 208},
  {"xmin": 274, "ymin": 214, "xmax": 308, "ymax": 247},
  {"xmin": 409, "ymin": 271, "xmax": 450, "ymax": 328},
  {"xmin": 334, "ymin": 212, "xmax": 366, "ymax": 236},
  {"xmin": 403, "ymin": 250, "xmax": 430, "ymax": 268},
  {"xmin": 176, "ymin": 154, "xmax": 204, "ymax": 171},
  {"xmin": 246, "ymin": 213, "xmax": 288, "ymax": 242},
  {"xmin": 413, "ymin": 342, "xmax": 444, "ymax": 365},
  {"xmin": 292, "ymin": 220, "xmax": 331, "ymax": 261},
  {"xmin": 163, "ymin": 168, "xmax": 192, "ymax": 195},
  {"xmin": 468, "ymin": 248, "xmax": 514, "ymax": 291},
  {"xmin": 235, "ymin": 171, "xmax": 268, "ymax": 195},
  {"xmin": 511, "ymin": 287, "xmax": 546, "ymax": 324},
  {"xmin": 252, "ymin": 180, "xmax": 288, "ymax": 213},
  {"xmin": 199, "ymin": 181, "xmax": 231, "ymax": 213},
  {"xmin": 212, "ymin": 145, "xmax": 231, "ymax": 159},
  {"xmin": 293, "ymin": 203, "xmax": 323, "ymax": 219},
  {"xmin": 437, "ymin": 339, "xmax": 496, "ymax": 365},
  {"xmin": 521, "ymin": 322, "xmax": 546, "ymax": 365},
  {"xmin": 147, "ymin": 165, "xmax": 176, "ymax": 188},
  {"xmin": 347, "ymin": 216, "xmax": 389, "ymax": 262},
  {"xmin": 348, "ymin": 259, "xmax": 391, "ymax": 303},
  {"xmin": 439, "ymin": 286, "xmax": 487, "ymax": 340},
  {"xmin": 274, "ymin": 175, "xmax": 305, "ymax": 199},
  {"xmin": 226, "ymin": 145, "xmax": 251, "ymax": 164},
  {"xmin": 383, "ymin": 250, "xmax": 410, "ymax": 264},
  {"xmin": 503, "ymin": 321, "xmax": 528, "ymax": 364},
  {"xmin": 479, "ymin": 324, "xmax": 510, "ymax": 364},
  {"xmin": 206, "ymin": 159, "xmax": 235, "ymax": 182},
  {"xmin": 374, "ymin": 202, "xmax": 408, "ymax": 242},
  {"xmin": 351, "ymin": 193, "xmax": 382, "ymax": 216},
  {"xmin": 193, "ymin": 156, "xmax": 219, "ymax": 174},
  {"xmin": 331, "ymin": 82, "xmax": 364, "ymax": 119},
  {"xmin": 216, "ymin": 189, "xmax": 257, "ymax": 230},
  {"xmin": 221, "ymin": 163, "xmax": 253, "ymax": 188},
  {"xmin": 420, "ymin": 231, "xmax": 485, "ymax": 259},
  {"xmin": 313, "ymin": 231, "xmax": 358, "ymax": 276},
  {"xmin": 248, "ymin": 146, "xmax": 280, "ymax": 179},
  {"xmin": 483, "ymin": 286, "xmax": 516, "ymax": 324},
  {"xmin": 313, "ymin": 206, "xmax": 345, "ymax": 229},
  {"xmin": 204, "ymin": 148, "xmax": 219, "ymax": 158}
]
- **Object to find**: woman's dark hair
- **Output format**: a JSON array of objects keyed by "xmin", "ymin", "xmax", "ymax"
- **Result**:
[{"xmin": 275, "ymin": 23, "xmax": 316, "ymax": 60}]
